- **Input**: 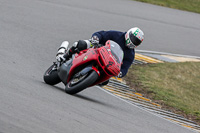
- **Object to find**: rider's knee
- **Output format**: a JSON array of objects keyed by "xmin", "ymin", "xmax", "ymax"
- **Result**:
[{"xmin": 77, "ymin": 40, "xmax": 88, "ymax": 51}]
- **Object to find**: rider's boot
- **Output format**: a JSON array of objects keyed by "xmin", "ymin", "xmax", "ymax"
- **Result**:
[
  {"xmin": 56, "ymin": 41, "xmax": 69, "ymax": 67},
  {"xmin": 56, "ymin": 40, "xmax": 89, "ymax": 64},
  {"xmin": 63, "ymin": 42, "xmax": 78, "ymax": 61}
]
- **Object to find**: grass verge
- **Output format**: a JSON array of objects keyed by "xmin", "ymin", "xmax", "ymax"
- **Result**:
[
  {"xmin": 134, "ymin": 0, "xmax": 200, "ymax": 14},
  {"xmin": 124, "ymin": 62, "xmax": 200, "ymax": 124}
]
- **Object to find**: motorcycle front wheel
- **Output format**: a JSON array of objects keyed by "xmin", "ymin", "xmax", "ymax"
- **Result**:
[
  {"xmin": 65, "ymin": 70, "xmax": 98, "ymax": 94},
  {"xmin": 43, "ymin": 64, "xmax": 61, "ymax": 85}
]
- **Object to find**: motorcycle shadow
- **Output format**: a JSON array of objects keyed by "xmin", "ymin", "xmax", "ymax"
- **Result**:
[
  {"xmin": 42, "ymin": 82, "xmax": 115, "ymax": 107},
  {"xmin": 74, "ymin": 93, "xmax": 109, "ymax": 106}
]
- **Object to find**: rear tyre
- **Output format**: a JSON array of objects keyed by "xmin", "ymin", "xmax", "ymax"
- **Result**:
[
  {"xmin": 43, "ymin": 64, "xmax": 61, "ymax": 85},
  {"xmin": 65, "ymin": 70, "xmax": 98, "ymax": 94}
]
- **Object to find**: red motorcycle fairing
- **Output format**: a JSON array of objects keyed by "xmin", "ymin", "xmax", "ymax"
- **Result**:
[
  {"xmin": 67, "ymin": 48, "xmax": 99, "ymax": 83},
  {"xmin": 65, "ymin": 40, "xmax": 122, "ymax": 86},
  {"xmin": 97, "ymin": 41, "xmax": 121, "ymax": 76}
]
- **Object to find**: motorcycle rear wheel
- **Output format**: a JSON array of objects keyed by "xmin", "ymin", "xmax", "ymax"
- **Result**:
[
  {"xmin": 43, "ymin": 64, "xmax": 61, "ymax": 85},
  {"xmin": 65, "ymin": 70, "xmax": 98, "ymax": 94}
]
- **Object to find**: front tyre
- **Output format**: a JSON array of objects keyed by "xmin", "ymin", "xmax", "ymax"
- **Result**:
[
  {"xmin": 43, "ymin": 64, "xmax": 61, "ymax": 85},
  {"xmin": 65, "ymin": 70, "xmax": 98, "ymax": 94}
]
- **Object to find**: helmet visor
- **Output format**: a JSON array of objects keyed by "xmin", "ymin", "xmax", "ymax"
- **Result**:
[{"xmin": 129, "ymin": 32, "xmax": 142, "ymax": 47}]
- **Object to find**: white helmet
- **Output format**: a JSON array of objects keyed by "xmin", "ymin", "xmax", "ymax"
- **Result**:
[{"xmin": 125, "ymin": 27, "xmax": 144, "ymax": 49}]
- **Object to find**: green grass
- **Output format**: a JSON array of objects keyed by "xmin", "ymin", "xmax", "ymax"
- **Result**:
[
  {"xmin": 134, "ymin": 0, "xmax": 200, "ymax": 14},
  {"xmin": 124, "ymin": 62, "xmax": 200, "ymax": 122}
]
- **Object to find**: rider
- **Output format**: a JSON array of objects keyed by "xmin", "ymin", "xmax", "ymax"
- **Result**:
[{"xmin": 56, "ymin": 27, "xmax": 144, "ymax": 79}]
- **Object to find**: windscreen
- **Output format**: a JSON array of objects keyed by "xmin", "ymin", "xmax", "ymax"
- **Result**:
[{"xmin": 110, "ymin": 41, "xmax": 124, "ymax": 64}]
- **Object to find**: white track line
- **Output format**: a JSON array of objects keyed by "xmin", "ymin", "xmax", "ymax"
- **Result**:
[
  {"xmin": 97, "ymin": 86, "xmax": 197, "ymax": 133},
  {"xmin": 136, "ymin": 50, "xmax": 200, "ymax": 59}
]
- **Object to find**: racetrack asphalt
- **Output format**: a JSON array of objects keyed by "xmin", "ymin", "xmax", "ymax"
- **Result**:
[{"xmin": 0, "ymin": 0, "xmax": 199, "ymax": 132}]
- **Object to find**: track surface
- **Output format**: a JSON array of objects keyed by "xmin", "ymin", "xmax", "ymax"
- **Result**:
[{"xmin": 0, "ymin": 0, "xmax": 199, "ymax": 132}]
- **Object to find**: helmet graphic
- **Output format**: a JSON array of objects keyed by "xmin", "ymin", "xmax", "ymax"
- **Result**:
[{"xmin": 125, "ymin": 27, "xmax": 144, "ymax": 49}]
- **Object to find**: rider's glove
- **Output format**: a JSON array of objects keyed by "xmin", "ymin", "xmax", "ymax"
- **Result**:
[
  {"xmin": 90, "ymin": 36, "xmax": 99, "ymax": 47},
  {"xmin": 117, "ymin": 71, "xmax": 123, "ymax": 78}
]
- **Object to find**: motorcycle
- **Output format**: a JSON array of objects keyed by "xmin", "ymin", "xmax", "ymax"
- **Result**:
[{"xmin": 43, "ymin": 40, "xmax": 124, "ymax": 94}]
